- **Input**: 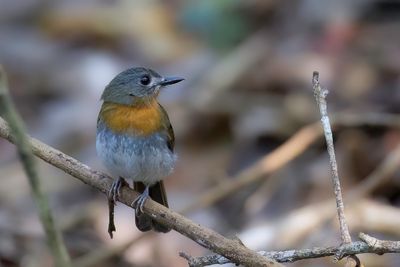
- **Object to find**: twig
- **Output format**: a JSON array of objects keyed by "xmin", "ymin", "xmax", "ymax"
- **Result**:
[
  {"xmin": 359, "ymin": 233, "xmax": 400, "ymax": 252},
  {"xmin": 180, "ymin": 233, "xmax": 400, "ymax": 266},
  {"xmin": 0, "ymin": 117, "xmax": 283, "ymax": 267},
  {"xmin": 0, "ymin": 67, "xmax": 71, "ymax": 267},
  {"xmin": 312, "ymin": 71, "xmax": 352, "ymax": 244}
]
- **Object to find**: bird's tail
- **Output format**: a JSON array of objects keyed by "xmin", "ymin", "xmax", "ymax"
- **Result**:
[{"xmin": 134, "ymin": 181, "xmax": 171, "ymax": 233}]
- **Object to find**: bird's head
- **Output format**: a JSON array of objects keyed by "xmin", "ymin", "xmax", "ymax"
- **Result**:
[{"xmin": 101, "ymin": 67, "xmax": 184, "ymax": 105}]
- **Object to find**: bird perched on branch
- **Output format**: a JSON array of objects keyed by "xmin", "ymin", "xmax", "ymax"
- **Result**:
[{"xmin": 96, "ymin": 67, "xmax": 183, "ymax": 237}]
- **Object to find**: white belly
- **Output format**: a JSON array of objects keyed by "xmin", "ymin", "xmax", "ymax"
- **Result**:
[{"xmin": 96, "ymin": 127, "xmax": 176, "ymax": 185}]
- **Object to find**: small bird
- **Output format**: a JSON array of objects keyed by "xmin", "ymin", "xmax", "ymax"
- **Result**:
[{"xmin": 96, "ymin": 67, "xmax": 183, "ymax": 237}]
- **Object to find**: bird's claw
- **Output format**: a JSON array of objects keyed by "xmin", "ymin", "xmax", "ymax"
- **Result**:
[
  {"xmin": 131, "ymin": 186, "xmax": 150, "ymax": 215},
  {"xmin": 108, "ymin": 177, "xmax": 126, "ymax": 203}
]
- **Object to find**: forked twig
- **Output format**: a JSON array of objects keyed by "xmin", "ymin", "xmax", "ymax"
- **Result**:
[{"xmin": 180, "ymin": 233, "xmax": 400, "ymax": 266}]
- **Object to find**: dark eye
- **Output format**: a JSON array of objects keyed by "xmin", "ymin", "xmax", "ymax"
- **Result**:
[{"xmin": 140, "ymin": 75, "xmax": 151, "ymax": 85}]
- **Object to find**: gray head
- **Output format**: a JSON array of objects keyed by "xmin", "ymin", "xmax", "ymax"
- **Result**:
[{"xmin": 101, "ymin": 67, "xmax": 184, "ymax": 105}]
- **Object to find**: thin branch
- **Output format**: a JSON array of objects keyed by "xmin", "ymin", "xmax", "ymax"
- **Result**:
[
  {"xmin": 359, "ymin": 233, "xmax": 400, "ymax": 252},
  {"xmin": 181, "ymin": 233, "xmax": 400, "ymax": 266},
  {"xmin": 312, "ymin": 71, "xmax": 352, "ymax": 244},
  {"xmin": 0, "ymin": 67, "xmax": 71, "ymax": 267},
  {"xmin": 0, "ymin": 117, "xmax": 283, "ymax": 267}
]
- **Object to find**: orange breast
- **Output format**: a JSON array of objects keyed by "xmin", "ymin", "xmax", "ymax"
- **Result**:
[{"xmin": 100, "ymin": 100, "xmax": 163, "ymax": 136}]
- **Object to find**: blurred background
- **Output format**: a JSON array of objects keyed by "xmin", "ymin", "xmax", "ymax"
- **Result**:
[{"xmin": 1, "ymin": 0, "xmax": 400, "ymax": 266}]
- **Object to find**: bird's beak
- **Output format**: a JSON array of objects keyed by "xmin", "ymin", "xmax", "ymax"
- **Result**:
[{"xmin": 159, "ymin": 77, "xmax": 184, "ymax": 86}]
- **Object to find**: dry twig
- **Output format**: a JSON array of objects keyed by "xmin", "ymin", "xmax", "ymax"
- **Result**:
[
  {"xmin": 312, "ymin": 71, "xmax": 352, "ymax": 244},
  {"xmin": 0, "ymin": 67, "xmax": 71, "ymax": 267},
  {"xmin": 181, "ymin": 233, "xmax": 400, "ymax": 266}
]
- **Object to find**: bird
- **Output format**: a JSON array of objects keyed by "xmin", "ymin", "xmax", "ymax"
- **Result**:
[{"xmin": 96, "ymin": 67, "xmax": 183, "ymax": 237}]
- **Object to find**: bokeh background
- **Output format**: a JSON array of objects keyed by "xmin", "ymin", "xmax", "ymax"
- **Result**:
[{"xmin": 1, "ymin": 0, "xmax": 400, "ymax": 266}]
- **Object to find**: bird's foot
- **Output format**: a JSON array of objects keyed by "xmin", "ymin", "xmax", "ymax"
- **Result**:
[
  {"xmin": 131, "ymin": 186, "xmax": 150, "ymax": 215},
  {"xmin": 108, "ymin": 177, "xmax": 127, "ymax": 203}
]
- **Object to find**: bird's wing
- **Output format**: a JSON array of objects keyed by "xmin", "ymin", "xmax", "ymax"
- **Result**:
[{"xmin": 158, "ymin": 104, "xmax": 175, "ymax": 152}]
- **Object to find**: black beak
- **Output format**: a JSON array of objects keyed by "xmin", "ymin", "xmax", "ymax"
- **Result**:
[{"xmin": 159, "ymin": 77, "xmax": 184, "ymax": 86}]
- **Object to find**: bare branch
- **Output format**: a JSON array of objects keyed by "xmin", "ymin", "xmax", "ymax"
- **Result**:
[
  {"xmin": 182, "ymin": 233, "xmax": 400, "ymax": 266},
  {"xmin": 0, "ymin": 117, "xmax": 283, "ymax": 267},
  {"xmin": 0, "ymin": 67, "xmax": 71, "ymax": 267},
  {"xmin": 359, "ymin": 233, "xmax": 400, "ymax": 252},
  {"xmin": 312, "ymin": 71, "xmax": 352, "ymax": 244}
]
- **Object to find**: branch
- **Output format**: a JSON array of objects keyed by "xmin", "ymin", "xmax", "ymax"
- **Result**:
[
  {"xmin": 0, "ymin": 117, "xmax": 283, "ymax": 267},
  {"xmin": 0, "ymin": 67, "xmax": 71, "ymax": 267},
  {"xmin": 312, "ymin": 71, "xmax": 352, "ymax": 244},
  {"xmin": 181, "ymin": 233, "xmax": 400, "ymax": 266},
  {"xmin": 359, "ymin": 233, "xmax": 400, "ymax": 252}
]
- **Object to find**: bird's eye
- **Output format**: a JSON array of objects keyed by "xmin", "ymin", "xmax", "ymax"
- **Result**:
[{"xmin": 140, "ymin": 75, "xmax": 151, "ymax": 85}]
